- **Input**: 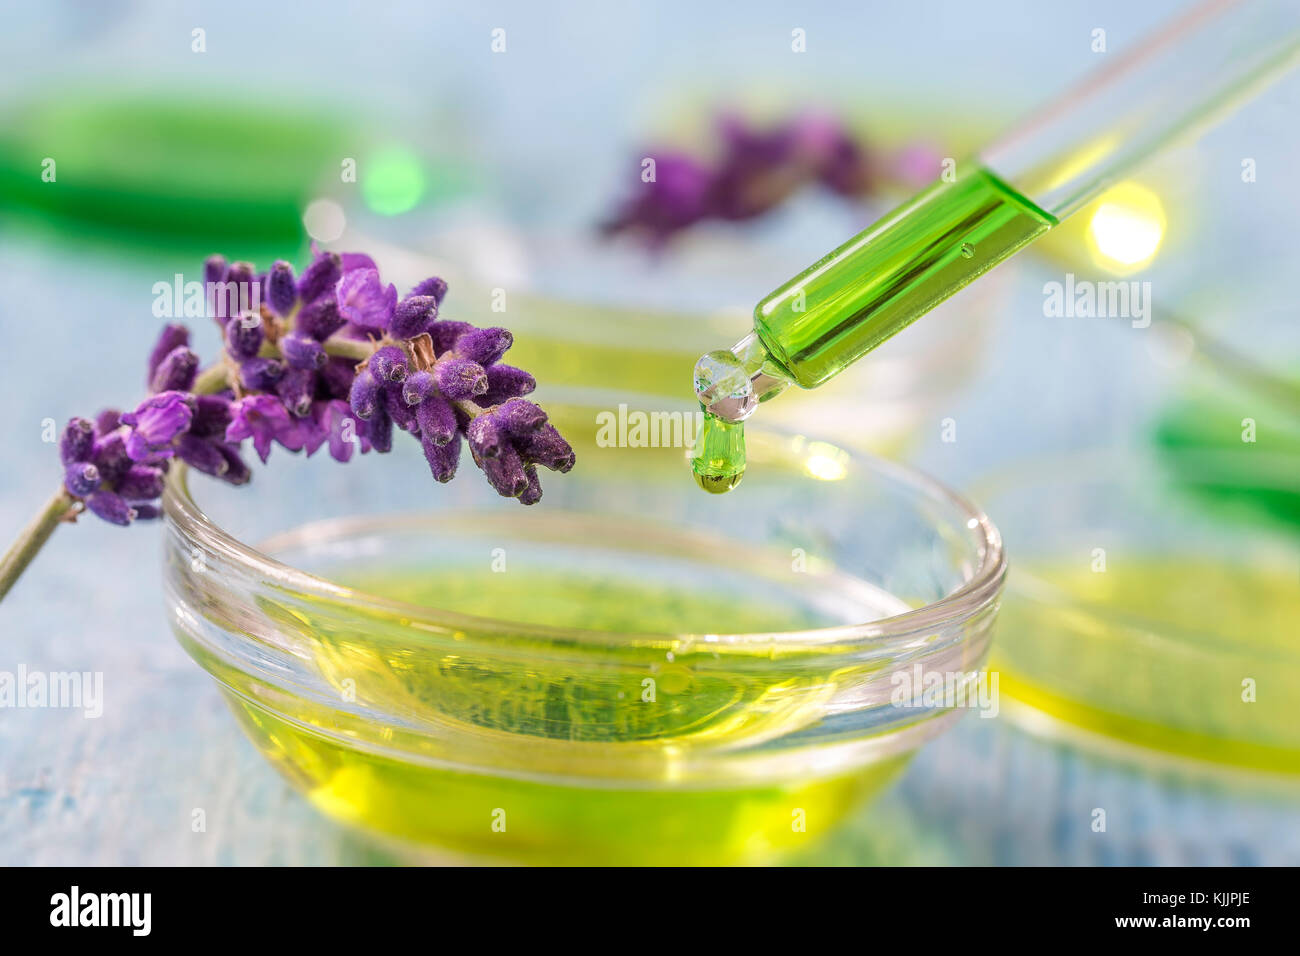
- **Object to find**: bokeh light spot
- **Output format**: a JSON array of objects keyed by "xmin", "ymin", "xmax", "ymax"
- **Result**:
[
  {"xmin": 303, "ymin": 198, "xmax": 346, "ymax": 242},
  {"xmin": 361, "ymin": 147, "xmax": 426, "ymax": 216},
  {"xmin": 1087, "ymin": 182, "xmax": 1166, "ymax": 272}
]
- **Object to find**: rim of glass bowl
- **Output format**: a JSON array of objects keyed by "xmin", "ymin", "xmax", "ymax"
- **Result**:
[{"xmin": 161, "ymin": 431, "xmax": 1006, "ymax": 653}]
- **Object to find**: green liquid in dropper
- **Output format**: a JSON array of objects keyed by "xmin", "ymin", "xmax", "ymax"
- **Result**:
[
  {"xmin": 692, "ymin": 166, "xmax": 1055, "ymax": 494},
  {"xmin": 753, "ymin": 166, "xmax": 1056, "ymax": 389}
]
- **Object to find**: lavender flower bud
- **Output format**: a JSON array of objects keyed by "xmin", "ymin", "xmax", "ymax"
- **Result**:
[
  {"xmin": 132, "ymin": 503, "xmax": 163, "ymax": 521},
  {"xmin": 361, "ymin": 406, "xmax": 393, "ymax": 453},
  {"xmin": 383, "ymin": 387, "xmax": 418, "ymax": 432},
  {"xmin": 516, "ymin": 424, "xmax": 576, "ymax": 473},
  {"xmin": 474, "ymin": 440, "xmax": 529, "ymax": 498},
  {"xmin": 177, "ymin": 435, "xmax": 231, "ymax": 478},
  {"xmin": 454, "ymin": 327, "xmax": 512, "ymax": 367},
  {"xmin": 204, "ymin": 254, "xmax": 228, "ymax": 286},
  {"xmin": 224, "ymin": 315, "xmax": 264, "ymax": 361},
  {"xmin": 281, "ymin": 331, "xmax": 326, "ymax": 370},
  {"xmin": 478, "ymin": 364, "xmax": 536, "ymax": 406},
  {"xmin": 276, "ymin": 367, "xmax": 316, "ymax": 418},
  {"xmin": 433, "ymin": 358, "xmax": 487, "ymax": 400},
  {"xmin": 429, "ymin": 321, "xmax": 472, "ymax": 356},
  {"xmin": 116, "ymin": 464, "xmax": 166, "ymax": 500},
  {"xmin": 370, "ymin": 346, "xmax": 408, "ymax": 383},
  {"xmin": 410, "ymin": 276, "xmax": 448, "ymax": 304},
  {"xmin": 495, "ymin": 398, "xmax": 547, "ymax": 435},
  {"xmin": 467, "ymin": 415, "xmax": 504, "ymax": 459},
  {"xmin": 63, "ymin": 461, "xmax": 101, "ymax": 496},
  {"xmin": 421, "ymin": 432, "xmax": 461, "ymax": 483},
  {"xmin": 215, "ymin": 443, "xmax": 251, "ymax": 485},
  {"xmin": 319, "ymin": 357, "xmax": 355, "ymax": 399},
  {"xmin": 519, "ymin": 463, "xmax": 543, "ymax": 506},
  {"xmin": 239, "ymin": 357, "xmax": 284, "ymax": 391},
  {"xmin": 60, "ymin": 418, "xmax": 95, "ymax": 465},
  {"xmin": 147, "ymin": 324, "xmax": 190, "ymax": 383},
  {"xmin": 401, "ymin": 370, "xmax": 435, "ymax": 406},
  {"xmin": 91, "ymin": 432, "xmax": 132, "ymax": 484},
  {"xmin": 86, "ymin": 490, "xmax": 134, "ymax": 526},
  {"xmin": 190, "ymin": 395, "xmax": 233, "ymax": 439},
  {"xmin": 150, "ymin": 346, "xmax": 199, "ymax": 393},
  {"xmin": 267, "ymin": 260, "xmax": 297, "ymax": 316},
  {"xmin": 414, "ymin": 393, "xmax": 457, "ymax": 446},
  {"xmin": 349, "ymin": 369, "xmax": 381, "ymax": 420},
  {"xmin": 297, "ymin": 298, "xmax": 345, "ymax": 341},
  {"xmin": 94, "ymin": 409, "xmax": 121, "ymax": 436},
  {"xmin": 224, "ymin": 261, "xmax": 256, "ymax": 309},
  {"xmin": 390, "ymin": 295, "xmax": 438, "ymax": 339},
  {"xmin": 297, "ymin": 252, "xmax": 341, "ymax": 304}
]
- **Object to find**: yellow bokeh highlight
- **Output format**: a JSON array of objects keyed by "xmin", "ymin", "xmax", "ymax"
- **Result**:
[{"xmin": 1086, "ymin": 181, "xmax": 1166, "ymax": 272}]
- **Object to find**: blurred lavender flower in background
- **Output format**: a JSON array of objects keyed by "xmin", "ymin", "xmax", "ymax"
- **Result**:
[{"xmin": 601, "ymin": 111, "xmax": 944, "ymax": 247}]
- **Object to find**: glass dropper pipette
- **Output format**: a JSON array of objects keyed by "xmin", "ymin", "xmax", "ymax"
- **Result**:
[{"xmin": 692, "ymin": 0, "xmax": 1300, "ymax": 493}]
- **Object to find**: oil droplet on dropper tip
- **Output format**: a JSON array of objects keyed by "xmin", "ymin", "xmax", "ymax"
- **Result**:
[{"xmin": 691, "ymin": 410, "xmax": 746, "ymax": 495}]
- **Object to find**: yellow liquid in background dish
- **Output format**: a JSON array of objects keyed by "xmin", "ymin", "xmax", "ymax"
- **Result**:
[
  {"xmin": 224, "ymin": 566, "xmax": 912, "ymax": 865},
  {"xmin": 994, "ymin": 556, "xmax": 1300, "ymax": 774}
]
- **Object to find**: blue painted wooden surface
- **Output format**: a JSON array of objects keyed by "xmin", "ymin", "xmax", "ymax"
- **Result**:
[{"xmin": 4, "ymin": 0, "xmax": 1299, "ymax": 865}]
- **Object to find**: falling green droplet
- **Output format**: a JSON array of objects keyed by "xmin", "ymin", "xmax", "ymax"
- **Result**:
[{"xmin": 692, "ymin": 409, "xmax": 746, "ymax": 494}]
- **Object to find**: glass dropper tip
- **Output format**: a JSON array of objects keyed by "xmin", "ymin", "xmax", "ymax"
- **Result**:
[
  {"xmin": 690, "ymin": 332, "xmax": 795, "ymax": 495},
  {"xmin": 692, "ymin": 331, "xmax": 792, "ymax": 422}
]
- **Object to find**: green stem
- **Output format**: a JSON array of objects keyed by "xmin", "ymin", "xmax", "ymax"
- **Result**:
[
  {"xmin": 0, "ymin": 489, "xmax": 77, "ymax": 602},
  {"xmin": 323, "ymin": 338, "xmax": 374, "ymax": 362}
]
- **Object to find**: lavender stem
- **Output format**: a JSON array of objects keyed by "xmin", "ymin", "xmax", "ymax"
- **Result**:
[{"xmin": 0, "ymin": 489, "xmax": 78, "ymax": 603}]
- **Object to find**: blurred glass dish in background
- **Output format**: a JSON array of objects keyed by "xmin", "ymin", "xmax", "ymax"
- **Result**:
[{"xmin": 976, "ymin": 448, "xmax": 1299, "ymax": 778}]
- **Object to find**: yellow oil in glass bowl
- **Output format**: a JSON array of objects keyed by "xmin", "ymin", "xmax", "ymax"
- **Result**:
[{"xmin": 165, "ymin": 418, "xmax": 1003, "ymax": 865}]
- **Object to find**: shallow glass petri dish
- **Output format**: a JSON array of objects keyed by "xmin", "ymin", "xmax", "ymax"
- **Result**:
[
  {"xmin": 161, "ymin": 393, "xmax": 1004, "ymax": 865},
  {"xmin": 976, "ymin": 450, "xmax": 1300, "ymax": 779}
]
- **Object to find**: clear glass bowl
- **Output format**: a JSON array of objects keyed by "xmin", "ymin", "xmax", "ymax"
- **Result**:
[{"xmin": 162, "ymin": 396, "xmax": 1004, "ymax": 864}]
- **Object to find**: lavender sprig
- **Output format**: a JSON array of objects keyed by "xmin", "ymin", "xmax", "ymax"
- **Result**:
[{"xmin": 0, "ymin": 249, "xmax": 574, "ymax": 602}]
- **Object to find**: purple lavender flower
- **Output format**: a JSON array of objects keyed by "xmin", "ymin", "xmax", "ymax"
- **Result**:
[
  {"xmin": 239, "ymin": 357, "xmax": 284, "ymax": 392},
  {"xmin": 58, "ymin": 414, "xmax": 174, "ymax": 525},
  {"xmin": 224, "ymin": 317, "xmax": 265, "ymax": 361},
  {"xmin": 150, "ymin": 346, "xmax": 199, "ymax": 393},
  {"xmin": 85, "ymin": 490, "xmax": 135, "ymax": 526},
  {"xmin": 600, "ymin": 153, "xmax": 712, "ymax": 247},
  {"xmin": 225, "ymin": 395, "xmax": 302, "ymax": 463},
  {"xmin": 55, "ymin": 248, "xmax": 573, "ymax": 531},
  {"xmin": 336, "ymin": 268, "xmax": 397, "ymax": 330},
  {"xmin": 147, "ymin": 325, "xmax": 190, "ymax": 384},
  {"xmin": 602, "ymin": 111, "xmax": 893, "ymax": 246},
  {"xmin": 313, "ymin": 400, "xmax": 365, "ymax": 463},
  {"xmin": 121, "ymin": 392, "xmax": 195, "ymax": 462},
  {"xmin": 281, "ymin": 332, "xmax": 326, "ymax": 370},
  {"xmin": 267, "ymin": 260, "xmax": 297, "ymax": 317}
]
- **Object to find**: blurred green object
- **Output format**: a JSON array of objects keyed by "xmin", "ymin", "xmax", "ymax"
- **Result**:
[
  {"xmin": 1154, "ymin": 338, "xmax": 1300, "ymax": 533},
  {"xmin": 0, "ymin": 93, "xmax": 349, "ymax": 258}
]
